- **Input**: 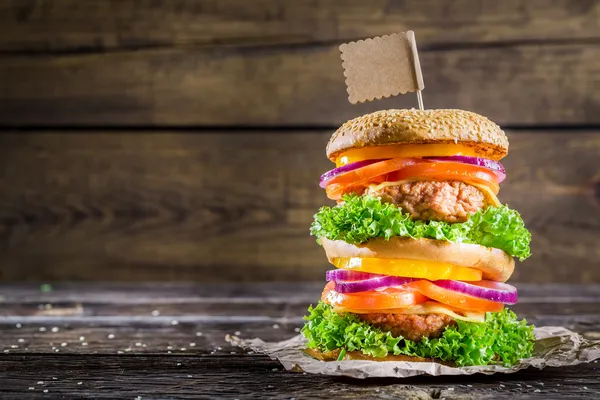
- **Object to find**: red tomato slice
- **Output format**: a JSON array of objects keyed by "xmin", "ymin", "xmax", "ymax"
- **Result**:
[
  {"xmin": 407, "ymin": 280, "xmax": 504, "ymax": 313},
  {"xmin": 321, "ymin": 281, "xmax": 428, "ymax": 310},
  {"xmin": 387, "ymin": 161, "xmax": 500, "ymax": 194},
  {"xmin": 324, "ymin": 159, "xmax": 500, "ymax": 200},
  {"xmin": 326, "ymin": 158, "xmax": 422, "ymax": 189}
]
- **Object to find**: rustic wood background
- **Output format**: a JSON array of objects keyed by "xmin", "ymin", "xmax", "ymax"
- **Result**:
[{"xmin": 0, "ymin": 0, "xmax": 598, "ymax": 283}]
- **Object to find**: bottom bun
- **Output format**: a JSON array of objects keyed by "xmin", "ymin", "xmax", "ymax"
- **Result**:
[
  {"xmin": 303, "ymin": 348, "xmax": 454, "ymax": 366},
  {"xmin": 321, "ymin": 237, "xmax": 515, "ymax": 282}
]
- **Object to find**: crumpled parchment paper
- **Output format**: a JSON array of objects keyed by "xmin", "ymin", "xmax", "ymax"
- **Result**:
[{"xmin": 226, "ymin": 326, "xmax": 600, "ymax": 378}]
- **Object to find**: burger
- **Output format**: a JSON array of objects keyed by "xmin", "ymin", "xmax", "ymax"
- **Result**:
[{"xmin": 301, "ymin": 109, "xmax": 534, "ymax": 367}]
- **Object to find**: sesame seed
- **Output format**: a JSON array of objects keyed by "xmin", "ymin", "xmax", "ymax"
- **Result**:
[
  {"xmin": 180, "ymin": 348, "xmax": 186, "ymax": 351},
  {"xmin": 195, "ymin": 332, "xmax": 202, "ymax": 336},
  {"xmin": 15, "ymin": 323, "xmax": 22, "ymax": 328},
  {"xmin": 79, "ymin": 336, "xmax": 85, "ymax": 341},
  {"xmin": 61, "ymin": 342, "xmax": 67, "ymax": 347},
  {"xmin": 29, "ymin": 387, "xmax": 35, "ymax": 390},
  {"xmin": 18, "ymin": 338, "xmax": 24, "ymax": 343},
  {"xmin": 534, "ymin": 389, "xmax": 541, "ymax": 393},
  {"xmin": 51, "ymin": 327, "xmax": 59, "ymax": 332},
  {"xmin": 10, "ymin": 345, "xmax": 18, "ymax": 349},
  {"xmin": 170, "ymin": 320, "xmax": 179, "ymax": 325},
  {"xmin": 234, "ymin": 331, "xmax": 241, "ymax": 336},
  {"xmin": 189, "ymin": 343, "xmax": 196, "ymax": 347},
  {"xmin": 108, "ymin": 334, "xmax": 115, "ymax": 339},
  {"xmin": 177, "ymin": 363, "xmax": 181, "ymax": 366},
  {"xmin": 82, "ymin": 342, "xmax": 88, "ymax": 346},
  {"xmin": 187, "ymin": 375, "xmax": 192, "ymax": 378},
  {"xmin": 217, "ymin": 347, "xmax": 222, "ymax": 351},
  {"xmin": 294, "ymin": 327, "xmax": 300, "ymax": 332},
  {"xmin": 272, "ymin": 324, "xmax": 280, "ymax": 329},
  {"xmin": 37, "ymin": 381, "xmax": 44, "ymax": 384},
  {"xmin": 39, "ymin": 327, "xmax": 47, "ymax": 332},
  {"xmin": 77, "ymin": 382, "xmax": 82, "ymax": 385},
  {"xmin": 43, "ymin": 389, "xmax": 48, "ymax": 393},
  {"xmin": 151, "ymin": 310, "xmax": 160, "ymax": 316},
  {"xmin": 135, "ymin": 342, "xmax": 142, "ymax": 347},
  {"xmin": 3, "ymin": 350, "xmax": 9, "ymax": 353},
  {"xmin": 117, "ymin": 351, "xmax": 124, "ymax": 354},
  {"xmin": 167, "ymin": 346, "xmax": 173, "ymax": 350}
]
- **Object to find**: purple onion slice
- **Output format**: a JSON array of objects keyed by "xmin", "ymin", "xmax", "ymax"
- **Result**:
[
  {"xmin": 433, "ymin": 280, "xmax": 518, "ymax": 304},
  {"xmin": 326, "ymin": 269, "xmax": 417, "ymax": 294},
  {"xmin": 319, "ymin": 159, "xmax": 384, "ymax": 188}
]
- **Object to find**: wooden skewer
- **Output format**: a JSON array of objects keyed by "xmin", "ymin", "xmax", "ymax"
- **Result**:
[{"xmin": 417, "ymin": 90, "xmax": 424, "ymax": 110}]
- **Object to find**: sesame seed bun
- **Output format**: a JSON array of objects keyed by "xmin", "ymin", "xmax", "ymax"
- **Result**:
[
  {"xmin": 321, "ymin": 237, "xmax": 515, "ymax": 282},
  {"xmin": 304, "ymin": 348, "xmax": 445, "ymax": 364},
  {"xmin": 327, "ymin": 109, "xmax": 509, "ymax": 162}
]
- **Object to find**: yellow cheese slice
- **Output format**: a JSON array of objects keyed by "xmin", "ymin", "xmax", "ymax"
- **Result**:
[{"xmin": 334, "ymin": 301, "xmax": 487, "ymax": 323}]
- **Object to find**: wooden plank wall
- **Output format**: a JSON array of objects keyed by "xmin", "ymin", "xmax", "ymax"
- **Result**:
[{"xmin": 0, "ymin": 0, "xmax": 599, "ymax": 282}]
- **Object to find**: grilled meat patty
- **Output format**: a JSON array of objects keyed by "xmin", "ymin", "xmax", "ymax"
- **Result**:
[
  {"xmin": 366, "ymin": 180, "xmax": 486, "ymax": 223},
  {"xmin": 358, "ymin": 312, "xmax": 456, "ymax": 341}
]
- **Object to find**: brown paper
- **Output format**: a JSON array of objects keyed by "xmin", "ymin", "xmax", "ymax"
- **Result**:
[
  {"xmin": 226, "ymin": 326, "xmax": 600, "ymax": 379},
  {"xmin": 340, "ymin": 31, "xmax": 424, "ymax": 104}
]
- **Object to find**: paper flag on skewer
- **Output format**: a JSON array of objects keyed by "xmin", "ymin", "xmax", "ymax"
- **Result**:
[{"xmin": 340, "ymin": 31, "xmax": 425, "ymax": 107}]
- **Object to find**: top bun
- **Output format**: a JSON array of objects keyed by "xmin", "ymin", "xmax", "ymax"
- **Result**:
[{"xmin": 327, "ymin": 109, "xmax": 509, "ymax": 161}]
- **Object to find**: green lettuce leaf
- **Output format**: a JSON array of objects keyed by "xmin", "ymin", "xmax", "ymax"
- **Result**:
[
  {"xmin": 310, "ymin": 194, "xmax": 531, "ymax": 260},
  {"xmin": 301, "ymin": 302, "xmax": 535, "ymax": 367}
]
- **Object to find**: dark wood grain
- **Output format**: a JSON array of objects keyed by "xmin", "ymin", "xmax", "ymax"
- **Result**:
[
  {"xmin": 3, "ymin": 282, "xmax": 600, "ymax": 304},
  {"xmin": 1, "ymin": 283, "xmax": 600, "ymax": 357},
  {"xmin": 0, "ymin": 355, "xmax": 598, "ymax": 399},
  {"xmin": 1, "ymin": 131, "xmax": 599, "ymax": 283},
  {"xmin": 1, "ymin": 43, "xmax": 599, "ymax": 126},
  {"xmin": 0, "ymin": 283, "xmax": 599, "ymax": 399},
  {"xmin": 1, "ymin": 0, "xmax": 598, "ymax": 52}
]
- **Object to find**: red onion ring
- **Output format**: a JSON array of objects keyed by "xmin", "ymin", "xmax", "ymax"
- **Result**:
[
  {"xmin": 326, "ymin": 269, "xmax": 381, "ymax": 282},
  {"xmin": 326, "ymin": 269, "xmax": 417, "ymax": 294},
  {"xmin": 433, "ymin": 280, "xmax": 518, "ymax": 304},
  {"xmin": 319, "ymin": 160, "xmax": 384, "ymax": 188},
  {"xmin": 424, "ymin": 156, "xmax": 506, "ymax": 183}
]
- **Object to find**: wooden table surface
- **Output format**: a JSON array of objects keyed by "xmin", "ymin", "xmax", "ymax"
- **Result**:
[{"xmin": 1, "ymin": 283, "xmax": 599, "ymax": 399}]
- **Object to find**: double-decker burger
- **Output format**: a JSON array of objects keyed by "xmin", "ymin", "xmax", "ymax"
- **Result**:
[{"xmin": 302, "ymin": 109, "xmax": 535, "ymax": 367}]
